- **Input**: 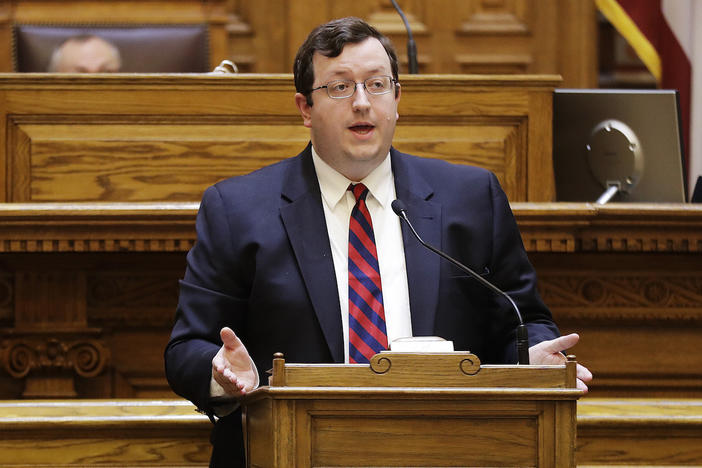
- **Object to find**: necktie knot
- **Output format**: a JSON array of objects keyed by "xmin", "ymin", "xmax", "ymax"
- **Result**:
[{"xmin": 349, "ymin": 183, "xmax": 369, "ymax": 203}]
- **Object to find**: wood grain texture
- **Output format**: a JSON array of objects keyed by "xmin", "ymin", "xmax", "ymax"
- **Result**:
[
  {"xmin": 1, "ymin": 397, "xmax": 700, "ymax": 466},
  {"xmin": 244, "ymin": 355, "xmax": 578, "ymax": 467},
  {"xmin": 0, "ymin": 74, "xmax": 558, "ymax": 203},
  {"xmin": 0, "ymin": 399, "xmax": 211, "ymax": 466},
  {"xmin": 272, "ymin": 352, "xmax": 577, "ymax": 391},
  {"xmin": 226, "ymin": 0, "xmax": 597, "ymax": 85},
  {"xmin": 577, "ymin": 398, "xmax": 702, "ymax": 466}
]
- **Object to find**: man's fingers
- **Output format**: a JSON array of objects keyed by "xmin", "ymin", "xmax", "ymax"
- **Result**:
[
  {"xmin": 220, "ymin": 326, "xmax": 241, "ymax": 349},
  {"xmin": 577, "ymin": 363, "xmax": 593, "ymax": 382},
  {"xmin": 577, "ymin": 379, "xmax": 589, "ymax": 393},
  {"xmin": 542, "ymin": 333, "xmax": 580, "ymax": 354}
]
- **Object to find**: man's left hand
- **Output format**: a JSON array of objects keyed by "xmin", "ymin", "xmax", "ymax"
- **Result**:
[{"xmin": 528, "ymin": 333, "xmax": 593, "ymax": 392}]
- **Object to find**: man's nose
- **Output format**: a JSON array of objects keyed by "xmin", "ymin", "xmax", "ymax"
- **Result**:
[{"xmin": 352, "ymin": 84, "xmax": 371, "ymax": 110}]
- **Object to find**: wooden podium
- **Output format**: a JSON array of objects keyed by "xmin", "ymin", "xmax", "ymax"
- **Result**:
[{"xmin": 242, "ymin": 352, "xmax": 581, "ymax": 467}]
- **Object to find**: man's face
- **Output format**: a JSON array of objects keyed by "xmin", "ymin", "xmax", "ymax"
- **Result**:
[
  {"xmin": 55, "ymin": 38, "xmax": 121, "ymax": 73},
  {"xmin": 295, "ymin": 38, "xmax": 400, "ymax": 181}
]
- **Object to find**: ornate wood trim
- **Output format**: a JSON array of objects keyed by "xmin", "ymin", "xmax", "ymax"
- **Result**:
[
  {"xmin": 514, "ymin": 203, "xmax": 702, "ymax": 253},
  {"xmin": 0, "ymin": 202, "xmax": 198, "ymax": 252},
  {"xmin": 2, "ymin": 202, "xmax": 701, "ymax": 254}
]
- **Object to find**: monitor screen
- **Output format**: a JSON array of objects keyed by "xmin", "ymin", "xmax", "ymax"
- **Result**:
[{"xmin": 553, "ymin": 89, "xmax": 687, "ymax": 203}]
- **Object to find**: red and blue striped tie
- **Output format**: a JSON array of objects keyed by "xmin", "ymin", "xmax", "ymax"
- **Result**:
[{"xmin": 348, "ymin": 183, "xmax": 388, "ymax": 363}]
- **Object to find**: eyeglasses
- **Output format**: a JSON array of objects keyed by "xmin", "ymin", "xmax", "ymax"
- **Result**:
[{"xmin": 310, "ymin": 75, "xmax": 397, "ymax": 99}]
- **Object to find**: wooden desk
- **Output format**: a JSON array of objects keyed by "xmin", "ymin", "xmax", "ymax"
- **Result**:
[{"xmin": 0, "ymin": 73, "xmax": 558, "ymax": 203}]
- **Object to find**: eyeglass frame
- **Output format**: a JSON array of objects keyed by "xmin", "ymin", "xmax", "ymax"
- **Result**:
[{"xmin": 309, "ymin": 75, "xmax": 399, "ymax": 99}]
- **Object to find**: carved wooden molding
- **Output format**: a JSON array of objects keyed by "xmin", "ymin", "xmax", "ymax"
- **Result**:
[
  {"xmin": 0, "ymin": 202, "xmax": 198, "ymax": 252},
  {"xmin": 0, "ymin": 335, "xmax": 109, "ymax": 379},
  {"xmin": 514, "ymin": 203, "xmax": 702, "ymax": 253},
  {"xmin": 2, "ymin": 202, "xmax": 701, "ymax": 254},
  {"xmin": 539, "ymin": 274, "xmax": 702, "ymax": 323}
]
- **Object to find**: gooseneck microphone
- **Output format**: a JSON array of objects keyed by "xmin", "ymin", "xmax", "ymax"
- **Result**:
[
  {"xmin": 390, "ymin": 0, "xmax": 419, "ymax": 74},
  {"xmin": 391, "ymin": 199, "xmax": 530, "ymax": 364}
]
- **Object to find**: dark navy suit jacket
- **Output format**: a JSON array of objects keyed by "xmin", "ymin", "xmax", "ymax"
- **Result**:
[{"xmin": 165, "ymin": 144, "xmax": 559, "ymax": 466}]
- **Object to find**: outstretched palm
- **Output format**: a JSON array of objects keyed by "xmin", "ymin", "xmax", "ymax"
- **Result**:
[{"xmin": 212, "ymin": 327, "xmax": 258, "ymax": 397}]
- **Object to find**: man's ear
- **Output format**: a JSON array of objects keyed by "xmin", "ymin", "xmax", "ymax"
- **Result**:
[{"xmin": 294, "ymin": 93, "xmax": 313, "ymax": 128}]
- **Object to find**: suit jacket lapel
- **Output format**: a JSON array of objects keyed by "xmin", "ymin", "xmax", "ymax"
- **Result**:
[
  {"xmin": 391, "ymin": 148, "xmax": 441, "ymax": 337},
  {"xmin": 279, "ymin": 145, "xmax": 344, "ymax": 362}
]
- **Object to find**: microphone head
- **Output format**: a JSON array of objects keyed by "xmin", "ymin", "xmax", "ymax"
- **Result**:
[{"xmin": 391, "ymin": 199, "xmax": 407, "ymax": 217}]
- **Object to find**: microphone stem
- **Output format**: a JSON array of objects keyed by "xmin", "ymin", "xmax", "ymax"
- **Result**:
[
  {"xmin": 390, "ymin": 0, "xmax": 419, "ymax": 74},
  {"xmin": 399, "ymin": 211, "xmax": 529, "ymax": 364}
]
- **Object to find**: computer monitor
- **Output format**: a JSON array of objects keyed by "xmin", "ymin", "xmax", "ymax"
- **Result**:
[{"xmin": 553, "ymin": 89, "xmax": 687, "ymax": 203}]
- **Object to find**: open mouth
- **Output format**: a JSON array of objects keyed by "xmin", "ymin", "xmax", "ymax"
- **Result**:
[{"xmin": 349, "ymin": 124, "xmax": 375, "ymax": 135}]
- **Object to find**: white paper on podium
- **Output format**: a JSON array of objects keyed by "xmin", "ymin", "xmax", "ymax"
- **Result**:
[{"xmin": 389, "ymin": 336, "xmax": 454, "ymax": 352}]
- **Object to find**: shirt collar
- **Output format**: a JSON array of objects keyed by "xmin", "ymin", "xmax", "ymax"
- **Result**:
[{"xmin": 311, "ymin": 145, "xmax": 393, "ymax": 209}]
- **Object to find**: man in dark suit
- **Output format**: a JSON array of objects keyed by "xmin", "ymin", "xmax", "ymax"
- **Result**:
[{"xmin": 165, "ymin": 16, "xmax": 592, "ymax": 467}]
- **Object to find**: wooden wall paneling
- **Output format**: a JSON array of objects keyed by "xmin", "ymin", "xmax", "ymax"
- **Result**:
[
  {"xmin": 220, "ymin": 0, "xmax": 254, "ymax": 72},
  {"xmin": 514, "ymin": 202, "xmax": 702, "ymax": 398},
  {"xmin": 244, "ymin": 0, "xmax": 289, "ymax": 74},
  {"xmin": 2, "ymin": 202, "xmax": 702, "ymax": 400},
  {"xmin": 0, "ymin": 2, "xmax": 10, "ymax": 75},
  {"xmin": 0, "ymin": 91, "xmax": 7, "ymax": 202},
  {"xmin": 526, "ymin": 87, "xmax": 554, "ymax": 200},
  {"xmin": 364, "ymin": 0, "xmax": 430, "ymax": 74},
  {"xmin": 536, "ymin": 253, "xmax": 702, "ymax": 398},
  {"xmin": 12, "ymin": 0, "xmax": 207, "ymax": 23},
  {"xmin": 3, "ymin": 265, "xmax": 111, "ymax": 398},
  {"xmin": 3, "ymin": 0, "xmax": 599, "ymax": 82},
  {"xmin": 0, "ymin": 203, "xmax": 195, "ymax": 399},
  {"xmin": 6, "ymin": 117, "xmax": 31, "ymax": 202},
  {"xmin": 283, "ymin": 0, "xmax": 333, "ymax": 75},
  {"xmin": 556, "ymin": 0, "xmax": 599, "ymax": 88},
  {"xmin": 454, "ymin": 0, "xmax": 535, "ymax": 75}
]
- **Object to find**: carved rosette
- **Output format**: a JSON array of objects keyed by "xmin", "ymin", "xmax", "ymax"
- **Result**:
[{"xmin": 1, "ymin": 336, "xmax": 110, "ymax": 379}]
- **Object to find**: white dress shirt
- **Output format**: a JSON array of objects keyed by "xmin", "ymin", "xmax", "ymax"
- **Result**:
[{"xmin": 312, "ymin": 146, "xmax": 413, "ymax": 363}]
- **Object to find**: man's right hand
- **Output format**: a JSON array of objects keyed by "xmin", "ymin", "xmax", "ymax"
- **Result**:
[{"xmin": 211, "ymin": 327, "xmax": 258, "ymax": 397}]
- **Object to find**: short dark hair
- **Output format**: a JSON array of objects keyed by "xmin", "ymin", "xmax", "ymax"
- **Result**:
[{"xmin": 293, "ymin": 17, "xmax": 399, "ymax": 106}]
